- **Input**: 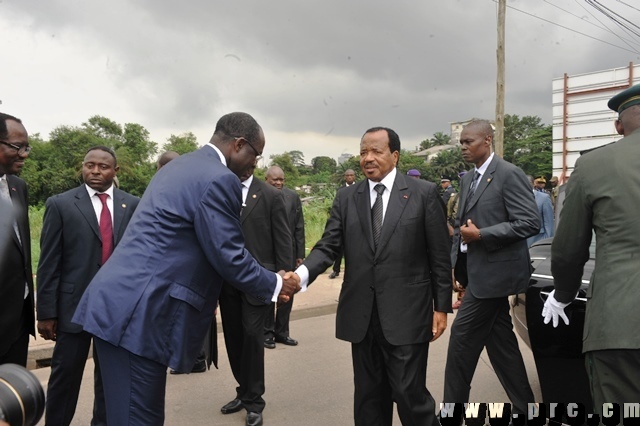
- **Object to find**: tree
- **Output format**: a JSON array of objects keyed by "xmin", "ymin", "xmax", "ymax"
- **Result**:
[
  {"xmin": 419, "ymin": 131, "xmax": 451, "ymax": 150},
  {"xmin": 163, "ymin": 132, "xmax": 199, "ymax": 155},
  {"xmin": 288, "ymin": 150, "xmax": 305, "ymax": 168},
  {"xmin": 502, "ymin": 114, "xmax": 552, "ymax": 178},
  {"xmin": 311, "ymin": 156, "xmax": 337, "ymax": 174},
  {"xmin": 429, "ymin": 147, "xmax": 469, "ymax": 187},
  {"xmin": 20, "ymin": 116, "xmax": 158, "ymax": 205},
  {"xmin": 269, "ymin": 152, "xmax": 300, "ymax": 187}
]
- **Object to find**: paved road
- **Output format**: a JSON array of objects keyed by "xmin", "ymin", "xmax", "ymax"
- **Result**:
[{"xmin": 31, "ymin": 309, "xmax": 541, "ymax": 425}]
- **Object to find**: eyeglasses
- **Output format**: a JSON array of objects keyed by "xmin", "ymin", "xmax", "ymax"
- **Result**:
[
  {"xmin": 0, "ymin": 140, "xmax": 32, "ymax": 155},
  {"xmin": 233, "ymin": 137, "xmax": 262, "ymax": 162}
]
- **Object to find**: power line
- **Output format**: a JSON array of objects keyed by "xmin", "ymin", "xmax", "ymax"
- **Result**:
[
  {"xmin": 614, "ymin": 0, "xmax": 640, "ymax": 14},
  {"xmin": 489, "ymin": 0, "xmax": 640, "ymax": 54},
  {"xmin": 579, "ymin": 0, "xmax": 640, "ymax": 51}
]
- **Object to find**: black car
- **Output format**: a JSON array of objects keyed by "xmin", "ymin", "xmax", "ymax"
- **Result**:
[{"xmin": 511, "ymin": 191, "xmax": 596, "ymax": 412}]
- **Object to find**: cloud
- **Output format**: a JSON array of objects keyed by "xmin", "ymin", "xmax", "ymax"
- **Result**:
[{"xmin": 2, "ymin": 0, "xmax": 639, "ymax": 161}]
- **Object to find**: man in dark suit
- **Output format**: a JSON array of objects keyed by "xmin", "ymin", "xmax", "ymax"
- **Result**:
[
  {"xmin": 288, "ymin": 127, "xmax": 452, "ymax": 425},
  {"xmin": 72, "ymin": 112, "xmax": 300, "ymax": 425},
  {"xmin": 0, "ymin": 112, "xmax": 35, "ymax": 367},
  {"xmin": 219, "ymin": 164, "xmax": 292, "ymax": 426},
  {"xmin": 444, "ymin": 119, "xmax": 540, "ymax": 421},
  {"xmin": 328, "ymin": 168, "xmax": 356, "ymax": 279},
  {"xmin": 37, "ymin": 146, "xmax": 139, "ymax": 425},
  {"xmin": 264, "ymin": 165, "xmax": 305, "ymax": 348},
  {"xmin": 544, "ymin": 85, "xmax": 640, "ymax": 418}
]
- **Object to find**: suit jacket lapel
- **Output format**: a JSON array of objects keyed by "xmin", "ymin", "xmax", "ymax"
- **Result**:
[
  {"xmin": 112, "ymin": 188, "xmax": 130, "ymax": 244},
  {"xmin": 75, "ymin": 186, "xmax": 102, "ymax": 241},
  {"xmin": 241, "ymin": 180, "xmax": 261, "ymax": 224},
  {"xmin": 464, "ymin": 156, "xmax": 498, "ymax": 213},
  {"xmin": 355, "ymin": 181, "xmax": 375, "ymax": 254},
  {"xmin": 6, "ymin": 175, "xmax": 26, "ymax": 253},
  {"xmin": 375, "ymin": 174, "xmax": 409, "ymax": 257}
]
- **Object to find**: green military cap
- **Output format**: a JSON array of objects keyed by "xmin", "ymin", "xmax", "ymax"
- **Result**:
[{"xmin": 608, "ymin": 84, "xmax": 640, "ymax": 113}]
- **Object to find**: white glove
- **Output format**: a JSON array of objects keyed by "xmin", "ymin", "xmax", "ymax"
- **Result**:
[{"xmin": 541, "ymin": 290, "xmax": 571, "ymax": 327}]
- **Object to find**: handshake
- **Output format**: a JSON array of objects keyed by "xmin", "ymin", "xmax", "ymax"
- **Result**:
[{"xmin": 277, "ymin": 271, "xmax": 302, "ymax": 304}]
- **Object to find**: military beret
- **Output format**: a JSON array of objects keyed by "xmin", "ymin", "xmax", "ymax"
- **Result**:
[
  {"xmin": 549, "ymin": 176, "xmax": 558, "ymax": 183},
  {"xmin": 608, "ymin": 84, "xmax": 640, "ymax": 114},
  {"xmin": 407, "ymin": 169, "xmax": 421, "ymax": 177},
  {"xmin": 458, "ymin": 171, "xmax": 468, "ymax": 178}
]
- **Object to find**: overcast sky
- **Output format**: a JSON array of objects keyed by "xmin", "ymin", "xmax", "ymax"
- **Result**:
[{"xmin": 2, "ymin": 0, "xmax": 639, "ymax": 163}]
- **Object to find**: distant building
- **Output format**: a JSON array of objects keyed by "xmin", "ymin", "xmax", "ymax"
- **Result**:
[
  {"xmin": 552, "ymin": 62, "xmax": 639, "ymax": 182},
  {"xmin": 338, "ymin": 153, "xmax": 354, "ymax": 164}
]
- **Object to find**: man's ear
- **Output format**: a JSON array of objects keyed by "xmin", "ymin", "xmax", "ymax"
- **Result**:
[{"xmin": 614, "ymin": 118, "xmax": 624, "ymax": 136}]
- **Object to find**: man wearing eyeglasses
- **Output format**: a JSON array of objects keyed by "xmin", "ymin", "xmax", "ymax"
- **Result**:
[
  {"xmin": 72, "ymin": 112, "xmax": 300, "ymax": 425},
  {"xmin": 0, "ymin": 112, "xmax": 35, "ymax": 367}
]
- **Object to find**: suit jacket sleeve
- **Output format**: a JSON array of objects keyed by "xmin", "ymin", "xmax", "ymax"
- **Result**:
[
  {"xmin": 294, "ymin": 195, "xmax": 305, "ymax": 259},
  {"xmin": 551, "ymin": 160, "xmax": 592, "ymax": 303},
  {"xmin": 271, "ymin": 190, "xmax": 293, "ymax": 271},
  {"xmin": 194, "ymin": 173, "xmax": 276, "ymax": 301},
  {"xmin": 479, "ymin": 167, "xmax": 540, "ymax": 252},
  {"xmin": 36, "ymin": 197, "xmax": 64, "ymax": 320},
  {"xmin": 541, "ymin": 193, "xmax": 555, "ymax": 238},
  {"xmin": 423, "ymin": 184, "xmax": 455, "ymax": 313},
  {"xmin": 303, "ymin": 191, "xmax": 343, "ymax": 283}
]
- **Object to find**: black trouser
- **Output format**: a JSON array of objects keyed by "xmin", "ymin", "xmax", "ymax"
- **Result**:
[
  {"xmin": 351, "ymin": 302, "xmax": 438, "ymax": 426},
  {"xmin": 45, "ymin": 330, "xmax": 107, "ymax": 426},
  {"xmin": 443, "ymin": 291, "xmax": 534, "ymax": 416}
]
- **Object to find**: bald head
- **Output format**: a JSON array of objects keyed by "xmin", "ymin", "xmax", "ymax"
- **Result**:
[
  {"xmin": 344, "ymin": 169, "xmax": 356, "ymax": 185},
  {"xmin": 157, "ymin": 151, "xmax": 179, "ymax": 170},
  {"xmin": 266, "ymin": 165, "xmax": 285, "ymax": 189},
  {"xmin": 615, "ymin": 104, "xmax": 640, "ymax": 136}
]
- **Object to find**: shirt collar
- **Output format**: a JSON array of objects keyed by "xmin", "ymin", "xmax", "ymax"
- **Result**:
[
  {"xmin": 242, "ymin": 174, "xmax": 254, "ymax": 188},
  {"xmin": 85, "ymin": 183, "xmax": 115, "ymax": 199},
  {"xmin": 475, "ymin": 152, "xmax": 495, "ymax": 176},
  {"xmin": 368, "ymin": 167, "xmax": 397, "ymax": 193},
  {"xmin": 207, "ymin": 143, "xmax": 227, "ymax": 167}
]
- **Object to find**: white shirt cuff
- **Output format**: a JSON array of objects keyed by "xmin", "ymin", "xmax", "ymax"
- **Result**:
[
  {"xmin": 271, "ymin": 273, "xmax": 283, "ymax": 302},
  {"xmin": 295, "ymin": 265, "xmax": 310, "ymax": 292}
]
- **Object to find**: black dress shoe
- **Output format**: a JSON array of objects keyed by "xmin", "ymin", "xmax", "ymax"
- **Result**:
[
  {"xmin": 275, "ymin": 335, "xmax": 298, "ymax": 346},
  {"xmin": 220, "ymin": 398, "xmax": 243, "ymax": 414},
  {"xmin": 264, "ymin": 337, "xmax": 276, "ymax": 349},
  {"xmin": 328, "ymin": 271, "xmax": 339, "ymax": 279},
  {"xmin": 169, "ymin": 358, "xmax": 207, "ymax": 374},
  {"xmin": 246, "ymin": 411, "xmax": 263, "ymax": 426}
]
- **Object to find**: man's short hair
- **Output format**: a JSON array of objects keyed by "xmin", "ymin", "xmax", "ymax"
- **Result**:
[
  {"xmin": 0, "ymin": 112, "xmax": 22, "ymax": 140},
  {"xmin": 214, "ymin": 112, "xmax": 261, "ymax": 144},
  {"xmin": 86, "ymin": 145, "xmax": 118, "ymax": 166},
  {"xmin": 362, "ymin": 127, "xmax": 401, "ymax": 153}
]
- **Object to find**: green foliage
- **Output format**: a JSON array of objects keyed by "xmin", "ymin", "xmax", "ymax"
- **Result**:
[
  {"xmin": 311, "ymin": 156, "xmax": 337, "ymax": 174},
  {"xmin": 419, "ymin": 131, "xmax": 451, "ymax": 150},
  {"xmin": 301, "ymin": 188, "xmax": 335, "ymax": 252},
  {"xmin": 429, "ymin": 147, "xmax": 468, "ymax": 182},
  {"xmin": 21, "ymin": 115, "xmax": 158, "ymax": 204},
  {"xmin": 269, "ymin": 152, "xmax": 301, "ymax": 187},
  {"xmin": 288, "ymin": 150, "xmax": 305, "ymax": 167},
  {"xmin": 502, "ymin": 114, "xmax": 552, "ymax": 179},
  {"xmin": 163, "ymin": 132, "xmax": 199, "ymax": 155}
]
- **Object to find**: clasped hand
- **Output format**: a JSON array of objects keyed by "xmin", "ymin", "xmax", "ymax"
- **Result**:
[
  {"xmin": 277, "ymin": 270, "xmax": 301, "ymax": 305},
  {"xmin": 459, "ymin": 219, "xmax": 480, "ymax": 244}
]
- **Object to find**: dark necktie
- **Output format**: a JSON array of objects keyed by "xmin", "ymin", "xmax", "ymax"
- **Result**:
[
  {"xmin": 468, "ymin": 171, "xmax": 481, "ymax": 200},
  {"xmin": 371, "ymin": 183, "xmax": 385, "ymax": 248},
  {"xmin": 97, "ymin": 193, "xmax": 114, "ymax": 264}
]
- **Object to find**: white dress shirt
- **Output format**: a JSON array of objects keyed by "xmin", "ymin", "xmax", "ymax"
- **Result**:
[{"xmin": 461, "ymin": 152, "xmax": 494, "ymax": 253}]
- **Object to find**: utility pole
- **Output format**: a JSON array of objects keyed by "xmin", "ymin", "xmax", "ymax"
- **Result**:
[{"xmin": 495, "ymin": 0, "xmax": 506, "ymax": 157}]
